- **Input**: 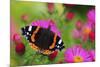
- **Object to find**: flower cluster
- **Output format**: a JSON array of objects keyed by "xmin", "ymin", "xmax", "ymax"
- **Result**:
[
  {"xmin": 72, "ymin": 9, "xmax": 95, "ymax": 42},
  {"xmin": 65, "ymin": 9, "xmax": 95, "ymax": 63}
]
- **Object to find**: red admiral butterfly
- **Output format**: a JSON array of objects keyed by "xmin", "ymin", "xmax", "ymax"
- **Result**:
[{"xmin": 21, "ymin": 26, "xmax": 65, "ymax": 55}]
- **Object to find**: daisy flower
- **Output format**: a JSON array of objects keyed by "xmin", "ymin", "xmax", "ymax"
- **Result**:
[{"xmin": 64, "ymin": 45, "xmax": 92, "ymax": 63}]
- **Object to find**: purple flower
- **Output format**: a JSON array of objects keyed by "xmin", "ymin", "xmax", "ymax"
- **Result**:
[
  {"xmin": 87, "ymin": 9, "xmax": 95, "ymax": 23},
  {"xmin": 31, "ymin": 19, "xmax": 61, "ymax": 37},
  {"xmin": 64, "ymin": 45, "xmax": 92, "ymax": 63},
  {"xmin": 89, "ymin": 50, "xmax": 95, "ymax": 61}
]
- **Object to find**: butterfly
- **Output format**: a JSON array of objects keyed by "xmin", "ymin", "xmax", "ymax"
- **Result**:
[{"xmin": 21, "ymin": 25, "xmax": 65, "ymax": 55}]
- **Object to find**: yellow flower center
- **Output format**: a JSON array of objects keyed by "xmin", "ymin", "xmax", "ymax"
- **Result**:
[
  {"xmin": 74, "ymin": 56, "xmax": 83, "ymax": 63},
  {"xmin": 83, "ymin": 27, "xmax": 91, "ymax": 35}
]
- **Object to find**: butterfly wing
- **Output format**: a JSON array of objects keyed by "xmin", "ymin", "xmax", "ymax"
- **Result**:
[{"xmin": 21, "ymin": 26, "xmax": 37, "ymax": 42}]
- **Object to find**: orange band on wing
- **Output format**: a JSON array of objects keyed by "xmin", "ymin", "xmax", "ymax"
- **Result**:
[
  {"xmin": 31, "ymin": 26, "xmax": 40, "ymax": 42},
  {"xmin": 42, "ymin": 50, "xmax": 53, "ymax": 55},
  {"xmin": 29, "ymin": 43, "xmax": 39, "ymax": 51},
  {"xmin": 29, "ymin": 43, "xmax": 53, "ymax": 55},
  {"xmin": 49, "ymin": 33, "xmax": 57, "ymax": 49}
]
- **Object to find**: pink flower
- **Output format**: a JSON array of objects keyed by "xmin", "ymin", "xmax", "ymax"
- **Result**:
[
  {"xmin": 89, "ymin": 50, "xmax": 95, "ymax": 61},
  {"xmin": 72, "ymin": 29, "xmax": 81, "ymax": 39},
  {"xmin": 64, "ymin": 46, "xmax": 92, "ymax": 63},
  {"xmin": 21, "ymin": 14, "xmax": 29, "ymax": 22},
  {"xmin": 87, "ymin": 9, "xmax": 95, "ymax": 23},
  {"xmin": 31, "ymin": 20, "xmax": 61, "ymax": 37},
  {"xmin": 81, "ymin": 23, "xmax": 92, "ymax": 42},
  {"xmin": 65, "ymin": 12, "xmax": 75, "ymax": 20},
  {"xmin": 47, "ymin": 3, "xmax": 54, "ymax": 13},
  {"xmin": 75, "ymin": 20, "xmax": 83, "ymax": 30},
  {"xmin": 13, "ymin": 34, "xmax": 20, "ymax": 41},
  {"xmin": 82, "ymin": 23, "xmax": 92, "ymax": 35},
  {"xmin": 13, "ymin": 33, "xmax": 21, "ymax": 44}
]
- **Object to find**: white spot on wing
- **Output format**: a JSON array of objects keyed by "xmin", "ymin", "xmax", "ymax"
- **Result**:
[
  {"xmin": 57, "ymin": 45, "xmax": 60, "ymax": 48},
  {"xmin": 28, "ymin": 26, "xmax": 32, "ymax": 31},
  {"xmin": 27, "ymin": 32, "xmax": 29, "ymax": 35},
  {"xmin": 58, "ymin": 39, "xmax": 62, "ymax": 44}
]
